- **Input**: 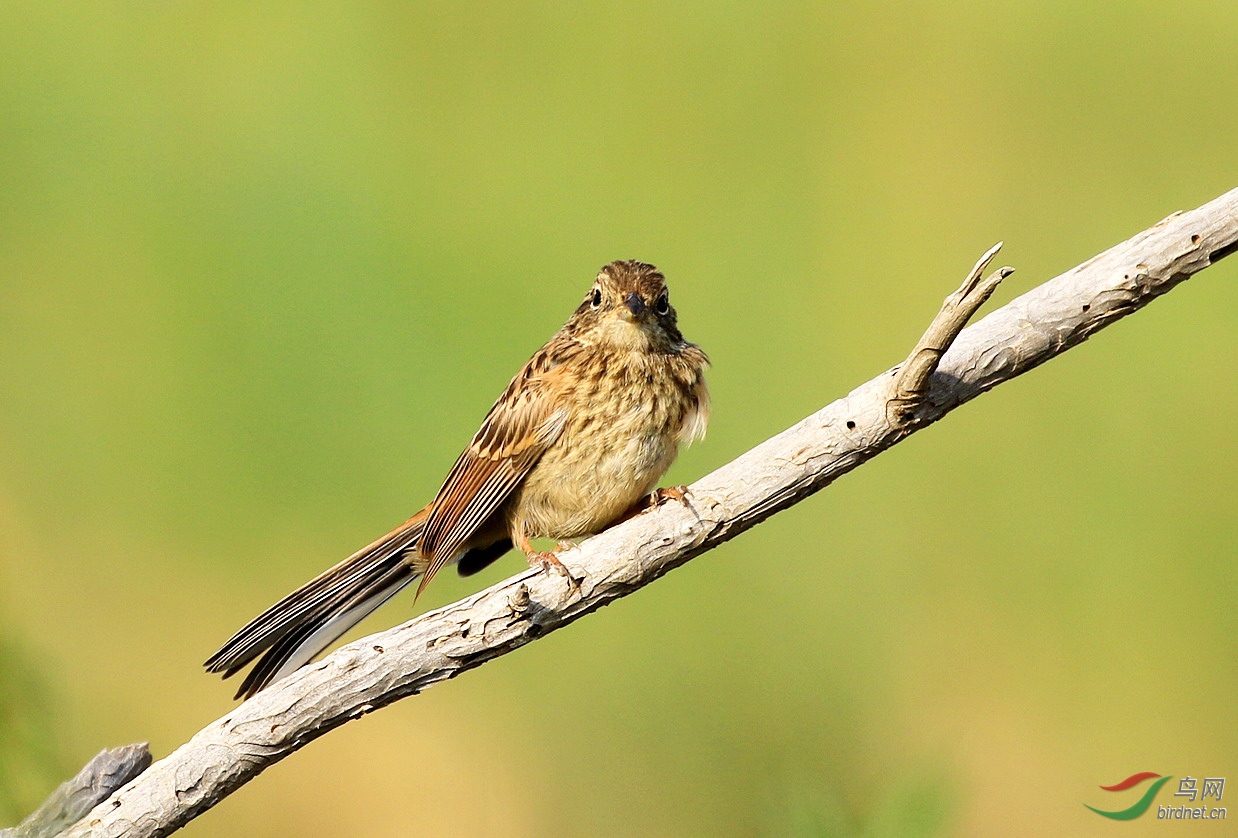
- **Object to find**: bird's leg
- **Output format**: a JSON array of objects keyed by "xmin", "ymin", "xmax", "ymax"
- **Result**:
[{"xmin": 513, "ymin": 522, "xmax": 579, "ymax": 591}]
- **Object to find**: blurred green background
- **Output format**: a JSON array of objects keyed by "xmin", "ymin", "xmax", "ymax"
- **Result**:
[{"xmin": 1, "ymin": 3, "xmax": 1235, "ymax": 836}]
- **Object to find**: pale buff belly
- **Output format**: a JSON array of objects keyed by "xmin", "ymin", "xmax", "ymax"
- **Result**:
[{"xmin": 505, "ymin": 401, "xmax": 682, "ymax": 540}]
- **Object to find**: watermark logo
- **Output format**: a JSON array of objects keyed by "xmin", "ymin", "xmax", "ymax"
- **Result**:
[
  {"xmin": 1160, "ymin": 777, "xmax": 1226, "ymax": 821},
  {"xmin": 1085, "ymin": 772, "xmax": 1172, "ymax": 820},
  {"xmin": 1084, "ymin": 772, "xmax": 1226, "ymax": 822}
]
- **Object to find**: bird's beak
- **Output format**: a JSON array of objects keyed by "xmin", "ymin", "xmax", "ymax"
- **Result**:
[{"xmin": 620, "ymin": 292, "xmax": 645, "ymax": 320}]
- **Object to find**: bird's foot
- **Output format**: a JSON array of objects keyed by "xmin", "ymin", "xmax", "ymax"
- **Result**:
[
  {"xmin": 525, "ymin": 549, "xmax": 581, "ymax": 594},
  {"xmin": 650, "ymin": 485, "xmax": 690, "ymax": 506},
  {"xmin": 618, "ymin": 485, "xmax": 694, "ymax": 523}
]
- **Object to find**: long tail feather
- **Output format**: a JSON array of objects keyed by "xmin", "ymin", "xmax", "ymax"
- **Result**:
[{"xmin": 205, "ymin": 515, "xmax": 424, "ymax": 699}]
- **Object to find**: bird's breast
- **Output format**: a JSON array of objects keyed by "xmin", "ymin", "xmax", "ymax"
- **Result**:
[{"xmin": 508, "ymin": 349, "xmax": 703, "ymax": 539}]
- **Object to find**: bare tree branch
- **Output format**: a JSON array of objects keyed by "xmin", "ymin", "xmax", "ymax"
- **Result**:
[
  {"xmin": 57, "ymin": 187, "xmax": 1238, "ymax": 838},
  {"xmin": 0, "ymin": 745, "xmax": 150, "ymax": 838},
  {"xmin": 888, "ymin": 241, "xmax": 1012, "ymax": 424}
]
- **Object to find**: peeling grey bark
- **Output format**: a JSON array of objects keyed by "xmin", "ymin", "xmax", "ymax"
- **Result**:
[{"xmin": 54, "ymin": 187, "xmax": 1238, "ymax": 838}]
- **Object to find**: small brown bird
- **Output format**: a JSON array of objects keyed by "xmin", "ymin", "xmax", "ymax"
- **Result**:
[{"xmin": 205, "ymin": 261, "xmax": 709, "ymax": 698}]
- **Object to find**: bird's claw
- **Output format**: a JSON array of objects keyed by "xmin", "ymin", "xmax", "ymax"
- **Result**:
[
  {"xmin": 651, "ymin": 485, "xmax": 690, "ymax": 506},
  {"xmin": 527, "ymin": 550, "xmax": 581, "ymax": 594}
]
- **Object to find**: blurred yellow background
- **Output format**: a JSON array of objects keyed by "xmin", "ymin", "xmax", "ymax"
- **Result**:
[{"xmin": 2, "ymin": 4, "xmax": 1235, "ymax": 836}]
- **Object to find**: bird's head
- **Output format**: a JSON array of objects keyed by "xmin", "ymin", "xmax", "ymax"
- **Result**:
[{"xmin": 570, "ymin": 260, "xmax": 685, "ymax": 352}]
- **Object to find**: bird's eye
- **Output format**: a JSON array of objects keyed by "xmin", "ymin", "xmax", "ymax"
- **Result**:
[
  {"xmin": 590, "ymin": 288, "xmax": 602, "ymax": 309},
  {"xmin": 654, "ymin": 290, "xmax": 670, "ymax": 316}
]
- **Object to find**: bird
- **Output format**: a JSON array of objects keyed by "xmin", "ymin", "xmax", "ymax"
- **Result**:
[{"xmin": 204, "ymin": 260, "xmax": 710, "ymax": 698}]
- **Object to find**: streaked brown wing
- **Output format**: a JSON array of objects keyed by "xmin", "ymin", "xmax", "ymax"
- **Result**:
[{"xmin": 416, "ymin": 353, "xmax": 568, "ymax": 588}]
